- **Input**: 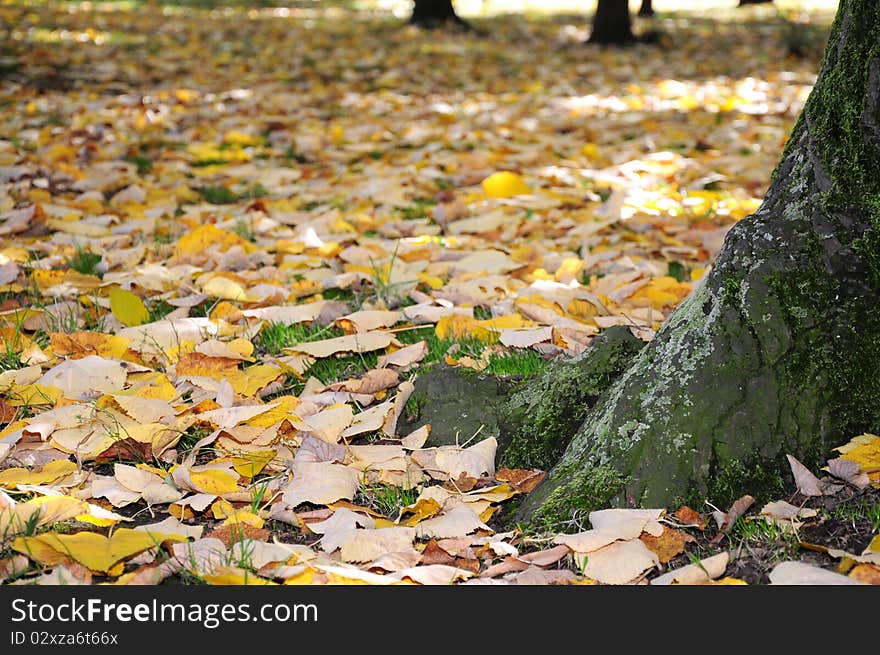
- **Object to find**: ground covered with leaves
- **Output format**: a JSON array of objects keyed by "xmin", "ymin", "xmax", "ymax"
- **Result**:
[{"xmin": 0, "ymin": 1, "xmax": 877, "ymax": 586}]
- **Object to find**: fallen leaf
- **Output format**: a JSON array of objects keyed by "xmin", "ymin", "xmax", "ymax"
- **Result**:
[
  {"xmin": 650, "ymin": 552, "xmax": 730, "ymax": 585},
  {"xmin": 281, "ymin": 462, "xmax": 360, "ymax": 508},
  {"xmin": 415, "ymin": 505, "xmax": 490, "ymax": 539},
  {"xmin": 377, "ymin": 340, "xmax": 428, "ymax": 369},
  {"xmin": 576, "ymin": 539, "xmax": 660, "ymax": 585},
  {"xmin": 339, "ymin": 526, "xmax": 418, "ymax": 563},
  {"xmin": 786, "ymin": 454, "xmax": 824, "ymax": 497},
  {"xmin": 517, "ymin": 544, "xmax": 570, "ymax": 567},
  {"xmin": 495, "ymin": 467, "xmax": 546, "ymax": 493},
  {"xmin": 848, "ymin": 564, "xmax": 880, "ymax": 585},
  {"xmin": 769, "ymin": 561, "xmax": 865, "ymax": 585},
  {"xmin": 284, "ymin": 331, "xmax": 393, "ymax": 358},
  {"xmin": 482, "ymin": 171, "xmax": 531, "ymax": 198},
  {"xmin": 672, "ymin": 505, "xmax": 706, "ymax": 529},
  {"xmin": 36, "ymin": 355, "xmax": 129, "ymax": 400},
  {"xmin": 639, "ymin": 526, "xmax": 690, "ymax": 563},
  {"xmin": 109, "ymin": 287, "xmax": 150, "ymax": 327},
  {"xmin": 826, "ymin": 457, "xmax": 870, "ymax": 489},
  {"xmin": 12, "ymin": 528, "xmax": 188, "ymax": 574}
]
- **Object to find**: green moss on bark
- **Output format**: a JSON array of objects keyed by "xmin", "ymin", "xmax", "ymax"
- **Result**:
[
  {"xmin": 500, "ymin": 326, "xmax": 643, "ymax": 471},
  {"xmin": 523, "ymin": 464, "xmax": 630, "ymax": 531}
]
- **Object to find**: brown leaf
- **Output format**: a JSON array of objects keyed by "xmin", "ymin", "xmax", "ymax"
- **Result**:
[
  {"xmin": 94, "ymin": 439, "xmax": 153, "ymax": 463},
  {"xmin": 207, "ymin": 524, "xmax": 271, "ymax": 548},
  {"xmin": 786, "ymin": 454, "xmax": 824, "ymax": 497},
  {"xmin": 710, "ymin": 494, "xmax": 755, "ymax": 544},
  {"xmin": 328, "ymin": 368, "xmax": 399, "ymax": 395},
  {"xmin": 673, "ymin": 505, "xmax": 706, "ymax": 529},
  {"xmin": 452, "ymin": 557, "xmax": 482, "ymax": 574},
  {"xmin": 723, "ymin": 494, "xmax": 755, "ymax": 531},
  {"xmin": 517, "ymin": 544, "xmax": 570, "ymax": 567},
  {"xmin": 848, "ymin": 564, "xmax": 880, "ymax": 585},
  {"xmin": 442, "ymin": 471, "xmax": 479, "ymax": 492},
  {"xmin": 640, "ymin": 527, "xmax": 692, "ymax": 563},
  {"xmin": 495, "ymin": 467, "xmax": 546, "ymax": 493},
  {"xmin": 0, "ymin": 398, "xmax": 17, "ymax": 424},
  {"xmin": 419, "ymin": 540, "xmax": 457, "ymax": 566},
  {"xmin": 827, "ymin": 457, "xmax": 870, "ymax": 490},
  {"xmin": 481, "ymin": 556, "xmax": 530, "ymax": 578}
]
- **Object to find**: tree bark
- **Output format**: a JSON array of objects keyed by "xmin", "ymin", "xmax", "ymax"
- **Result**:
[
  {"xmin": 519, "ymin": 0, "xmax": 880, "ymax": 528},
  {"xmin": 409, "ymin": 0, "xmax": 469, "ymax": 30},
  {"xmin": 739, "ymin": 0, "xmax": 773, "ymax": 5},
  {"xmin": 588, "ymin": 0, "xmax": 634, "ymax": 45},
  {"xmin": 638, "ymin": 0, "xmax": 654, "ymax": 17}
]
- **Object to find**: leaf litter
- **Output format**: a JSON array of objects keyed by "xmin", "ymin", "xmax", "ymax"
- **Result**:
[{"xmin": 0, "ymin": 1, "xmax": 874, "ymax": 585}]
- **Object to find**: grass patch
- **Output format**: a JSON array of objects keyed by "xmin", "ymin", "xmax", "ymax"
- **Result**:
[
  {"xmin": 147, "ymin": 299, "xmax": 176, "ymax": 322},
  {"xmin": 254, "ymin": 321, "xmax": 343, "ymax": 356},
  {"xmin": 197, "ymin": 182, "xmax": 269, "ymax": 205},
  {"xmin": 123, "ymin": 152, "xmax": 153, "ymax": 175},
  {"xmin": 233, "ymin": 216, "xmax": 257, "ymax": 243},
  {"xmin": 357, "ymin": 480, "xmax": 418, "ymax": 519},
  {"xmin": 729, "ymin": 516, "xmax": 801, "ymax": 561},
  {"xmin": 483, "ymin": 348, "xmax": 547, "ymax": 377},
  {"xmin": 197, "ymin": 185, "xmax": 239, "ymax": 204},
  {"xmin": 828, "ymin": 496, "xmax": 880, "ymax": 532},
  {"xmin": 307, "ymin": 350, "xmax": 379, "ymax": 386},
  {"xmin": 65, "ymin": 245, "xmax": 103, "ymax": 278}
]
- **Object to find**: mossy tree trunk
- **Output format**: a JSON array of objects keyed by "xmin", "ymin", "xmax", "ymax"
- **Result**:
[
  {"xmin": 520, "ymin": 0, "xmax": 880, "ymax": 528},
  {"xmin": 588, "ymin": 0, "xmax": 634, "ymax": 45},
  {"xmin": 409, "ymin": 0, "xmax": 469, "ymax": 30}
]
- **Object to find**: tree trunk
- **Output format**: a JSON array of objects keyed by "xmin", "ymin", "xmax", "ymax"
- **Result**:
[
  {"xmin": 518, "ymin": 0, "xmax": 880, "ymax": 528},
  {"xmin": 638, "ymin": 0, "xmax": 654, "ymax": 17},
  {"xmin": 739, "ymin": 0, "xmax": 773, "ymax": 5},
  {"xmin": 409, "ymin": 0, "xmax": 469, "ymax": 30},
  {"xmin": 588, "ymin": 0, "xmax": 634, "ymax": 45}
]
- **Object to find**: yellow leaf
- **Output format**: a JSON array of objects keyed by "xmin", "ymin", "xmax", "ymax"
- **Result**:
[
  {"xmin": 0, "ymin": 459, "xmax": 77, "ymax": 489},
  {"xmin": 211, "ymin": 498, "xmax": 236, "ymax": 520},
  {"xmin": 0, "ymin": 496, "xmax": 89, "ymax": 537},
  {"xmin": 109, "ymin": 287, "xmax": 150, "ymax": 327},
  {"xmin": 226, "ymin": 364, "xmax": 285, "ymax": 396},
  {"xmin": 50, "ymin": 332, "xmax": 131, "ymax": 359},
  {"xmin": 12, "ymin": 528, "xmax": 187, "ymax": 574},
  {"xmin": 203, "ymin": 566, "xmax": 277, "ymax": 585},
  {"xmin": 4, "ymin": 383, "xmax": 63, "ymax": 407},
  {"xmin": 702, "ymin": 577, "xmax": 749, "ymax": 585},
  {"xmin": 482, "ymin": 171, "xmax": 531, "ymax": 198},
  {"xmin": 400, "ymin": 498, "xmax": 442, "ymax": 526},
  {"xmin": 189, "ymin": 469, "xmax": 241, "ymax": 495},
  {"xmin": 221, "ymin": 510, "xmax": 264, "ymax": 529},
  {"xmin": 580, "ymin": 143, "xmax": 599, "ymax": 160},
  {"xmin": 436, "ymin": 315, "xmax": 489, "ymax": 342},
  {"xmin": 230, "ymin": 451, "xmax": 276, "ymax": 477},
  {"xmin": 283, "ymin": 568, "xmax": 316, "ymax": 585},
  {"xmin": 630, "ymin": 276, "xmax": 692, "ymax": 310},
  {"xmin": 223, "ymin": 131, "xmax": 260, "ymax": 146},
  {"xmin": 838, "ymin": 434, "xmax": 880, "ymax": 473},
  {"xmin": 174, "ymin": 224, "xmax": 253, "ymax": 258},
  {"xmin": 200, "ymin": 276, "xmax": 248, "ymax": 301},
  {"xmin": 245, "ymin": 395, "xmax": 300, "ymax": 427}
]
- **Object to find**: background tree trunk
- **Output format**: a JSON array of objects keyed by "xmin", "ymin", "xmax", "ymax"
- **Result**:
[
  {"xmin": 409, "ymin": 0, "xmax": 469, "ymax": 29},
  {"xmin": 739, "ymin": 0, "xmax": 773, "ymax": 5},
  {"xmin": 519, "ymin": 0, "xmax": 880, "ymax": 529},
  {"xmin": 589, "ymin": 0, "xmax": 634, "ymax": 45},
  {"xmin": 638, "ymin": 0, "xmax": 654, "ymax": 17}
]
